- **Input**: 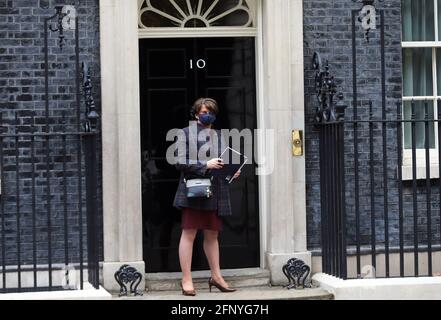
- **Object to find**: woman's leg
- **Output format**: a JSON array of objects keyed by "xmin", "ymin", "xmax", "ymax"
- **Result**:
[
  {"xmin": 179, "ymin": 228, "xmax": 198, "ymax": 290},
  {"xmin": 203, "ymin": 229, "xmax": 231, "ymax": 288}
]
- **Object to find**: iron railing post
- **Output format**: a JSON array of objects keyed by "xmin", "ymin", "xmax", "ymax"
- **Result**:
[{"xmin": 84, "ymin": 132, "xmax": 99, "ymax": 289}]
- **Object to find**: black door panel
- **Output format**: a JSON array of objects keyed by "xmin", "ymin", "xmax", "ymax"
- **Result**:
[{"xmin": 139, "ymin": 37, "xmax": 259, "ymax": 272}]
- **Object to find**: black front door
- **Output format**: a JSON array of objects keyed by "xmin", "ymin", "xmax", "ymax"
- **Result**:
[{"xmin": 139, "ymin": 37, "xmax": 259, "ymax": 272}]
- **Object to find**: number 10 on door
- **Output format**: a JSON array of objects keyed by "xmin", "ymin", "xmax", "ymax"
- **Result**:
[{"xmin": 190, "ymin": 59, "xmax": 206, "ymax": 69}]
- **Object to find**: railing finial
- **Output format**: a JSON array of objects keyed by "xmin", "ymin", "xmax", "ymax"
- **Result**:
[
  {"xmin": 82, "ymin": 62, "xmax": 100, "ymax": 132},
  {"xmin": 312, "ymin": 52, "xmax": 346, "ymax": 124}
]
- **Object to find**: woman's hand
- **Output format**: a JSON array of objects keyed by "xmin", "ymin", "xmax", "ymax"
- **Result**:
[
  {"xmin": 207, "ymin": 158, "xmax": 224, "ymax": 170},
  {"xmin": 233, "ymin": 169, "xmax": 241, "ymax": 179}
]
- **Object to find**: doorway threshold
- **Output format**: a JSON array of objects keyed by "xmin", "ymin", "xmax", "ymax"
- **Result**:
[
  {"xmin": 113, "ymin": 285, "xmax": 333, "ymax": 300},
  {"xmin": 145, "ymin": 268, "xmax": 270, "ymax": 291}
]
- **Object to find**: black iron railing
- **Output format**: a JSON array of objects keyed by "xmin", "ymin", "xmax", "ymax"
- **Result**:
[
  {"xmin": 0, "ymin": 5, "xmax": 100, "ymax": 293},
  {"xmin": 0, "ymin": 126, "xmax": 99, "ymax": 293},
  {"xmin": 319, "ymin": 121, "xmax": 347, "ymax": 279},
  {"xmin": 313, "ymin": 0, "xmax": 441, "ymax": 280},
  {"xmin": 319, "ymin": 100, "xmax": 441, "ymax": 279}
]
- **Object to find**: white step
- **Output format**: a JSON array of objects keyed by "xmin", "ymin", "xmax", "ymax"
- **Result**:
[
  {"xmin": 113, "ymin": 286, "xmax": 334, "ymax": 300},
  {"xmin": 145, "ymin": 268, "xmax": 270, "ymax": 291}
]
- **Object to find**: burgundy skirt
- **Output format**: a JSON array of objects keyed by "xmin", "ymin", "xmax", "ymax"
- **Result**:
[{"xmin": 181, "ymin": 207, "xmax": 222, "ymax": 231}]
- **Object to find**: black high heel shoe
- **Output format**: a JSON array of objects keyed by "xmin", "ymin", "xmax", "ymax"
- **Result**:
[
  {"xmin": 208, "ymin": 278, "xmax": 236, "ymax": 293},
  {"xmin": 180, "ymin": 281, "xmax": 196, "ymax": 296}
]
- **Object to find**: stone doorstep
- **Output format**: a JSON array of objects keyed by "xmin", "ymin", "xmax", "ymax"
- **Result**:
[
  {"xmin": 112, "ymin": 268, "xmax": 334, "ymax": 300},
  {"xmin": 113, "ymin": 286, "xmax": 334, "ymax": 300},
  {"xmin": 145, "ymin": 268, "xmax": 271, "ymax": 291}
]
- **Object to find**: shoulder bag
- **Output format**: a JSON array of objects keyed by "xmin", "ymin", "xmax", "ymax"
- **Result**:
[{"xmin": 184, "ymin": 176, "xmax": 213, "ymax": 199}]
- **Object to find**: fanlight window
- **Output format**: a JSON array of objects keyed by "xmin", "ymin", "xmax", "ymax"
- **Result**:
[{"xmin": 138, "ymin": 0, "xmax": 254, "ymax": 28}]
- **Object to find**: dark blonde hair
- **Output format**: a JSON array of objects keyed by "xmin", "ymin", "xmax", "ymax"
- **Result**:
[{"xmin": 190, "ymin": 98, "xmax": 219, "ymax": 120}]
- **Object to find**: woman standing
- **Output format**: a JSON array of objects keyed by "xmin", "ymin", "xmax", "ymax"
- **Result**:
[{"xmin": 173, "ymin": 98, "xmax": 241, "ymax": 296}]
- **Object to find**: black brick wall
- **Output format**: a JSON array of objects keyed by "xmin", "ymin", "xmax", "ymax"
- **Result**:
[
  {"xmin": 0, "ymin": 0, "xmax": 102, "ymax": 268},
  {"xmin": 303, "ymin": 0, "xmax": 426, "ymax": 250}
]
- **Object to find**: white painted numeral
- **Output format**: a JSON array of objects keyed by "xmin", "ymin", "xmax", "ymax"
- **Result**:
[{"xmin": 189, "ymin": 59, "xmax": 206, "ymax": 69}]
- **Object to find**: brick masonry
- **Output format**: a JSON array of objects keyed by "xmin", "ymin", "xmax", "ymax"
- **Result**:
[
  {"xmin": 304, "ymin": 0, "xmax": 441, "ymax": 251},
  {"xmin": 0, "ymin": 0, "xmax": 102, "ymax": 268}
]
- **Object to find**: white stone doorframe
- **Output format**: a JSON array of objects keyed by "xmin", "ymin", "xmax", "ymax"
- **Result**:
[
  {"xmin": 99, "ymin": 0, "xmax": 309, "ymax": 292},
  {"xmin": 100, "ymin": 0, "xmax": 145, "ymax": 292},
  {"xmin": 261, "ymin": 0, "xmax": 310, "ymax": 285}
]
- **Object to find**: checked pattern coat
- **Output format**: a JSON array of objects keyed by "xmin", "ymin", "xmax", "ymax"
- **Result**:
[{"xmin": 173, "ymin": 122, "xmax": 233, "ymax": 217}]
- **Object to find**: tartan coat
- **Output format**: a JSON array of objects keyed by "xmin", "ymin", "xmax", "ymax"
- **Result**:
[{"xmin": 172, "ymin": 122, "xmax": 233, "ymax": 217}]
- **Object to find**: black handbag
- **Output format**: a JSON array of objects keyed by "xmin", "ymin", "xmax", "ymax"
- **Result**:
[{"xmin": 184, "ymin": 177, "xmax": 213, "ymax": 198}]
